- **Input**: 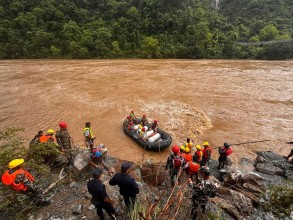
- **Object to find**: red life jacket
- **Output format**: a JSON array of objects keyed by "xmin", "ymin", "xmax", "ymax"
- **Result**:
[
  {"xmin": 202, "ymin": 146, "xmax": 212, "ymax": 159},
  {"xmin": 219, "ymin": 147, "xmax": 233, "ymax": 156},
  {"xmin": 187, "ymin": 162, "xmax": 200, "ymax": 175},
  {"xmin": 225, "ymin": 148, "xmax": 232, "ymax": 156},
  {"xmin": 2, "ymin": 169, "xmax": 34, "ymax": 192},
  {"xmin": 172, "ymin": 156, "xmax": 184, "ymax": 169},
  {"xmin": 194, "ymin": 150, "xmax": 203, "ymax": 162}
]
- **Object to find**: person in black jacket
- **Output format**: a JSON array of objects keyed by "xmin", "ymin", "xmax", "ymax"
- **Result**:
[
  {"xmin": 87, "ymin": 168, "xmax": 116, "ymax": 220},
  {"xmin": 109, "ymin": 162, "xmax": 139, "ymax": 210}
]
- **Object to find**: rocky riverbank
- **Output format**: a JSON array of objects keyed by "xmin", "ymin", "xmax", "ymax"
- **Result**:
[{"xmin": 12, "ymin": 149, "xmax": 293, "ymax": 220}]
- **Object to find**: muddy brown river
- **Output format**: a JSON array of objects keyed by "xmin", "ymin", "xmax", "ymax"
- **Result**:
[{"xmin": 0, "ymin": 60, "xmax": 292, "ymax": 166}]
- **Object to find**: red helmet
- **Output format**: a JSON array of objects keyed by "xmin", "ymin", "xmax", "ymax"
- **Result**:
[
  {"xmin": 154, "ymin": 120, "xmax": 158, "ymax": 123},
  {"xmin": 172, "ymin": 145, "xmax": 180, "ymax": 154},
  {"xmin": 142, "ymin": 127, "xmax": 145, "ymax": 131},
  {"xmin": 59, "ymin": 122, "xmax": 67, "ymax": 128},
  {"xmin": 129, "ymin": 122, "xmax": 133, "ymax": 125},
  {"xmin": 127, "ymin": 116, "xmax": 131, "ymax": 119},
  {"xmin": 143, "ymin": 114, "xmax": 146, "ymax": 117}
]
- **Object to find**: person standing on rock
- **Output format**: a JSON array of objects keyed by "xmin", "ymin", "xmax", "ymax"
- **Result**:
[
  {"xmin": 218, "ymin": 142, "xmax": 233, "ymax": 169},
  {"xmin": 193, "ymin": 145, "xmax": 203, "ymax": 164},
  {"xmin": 87, "ymin": 168, "xmax": 116, "ymax": 220},
  {"xmin": 109, "ymin": 162, "xmax": 139, "ymax": 210},
  {"xmin": 56, "ymin": 122, "xmax": 73, "ymax": 151},
  {"xmin": 84, "ymin": 122, "xmax": 95, "ymax": 149},
  {"xmin": 201, "ymin": 142, "xmax": 212, "ymax": 166},
  {"xmin": 185, "ymin": 138, "xmax": 193, "ymax": 150},
  {"xmin": 165, "ymin": 146, "xmax": 185, "ymax": 186},
  {"xmin": 190, "ymin": 166, "xmax": 217, "ymax": 220}
]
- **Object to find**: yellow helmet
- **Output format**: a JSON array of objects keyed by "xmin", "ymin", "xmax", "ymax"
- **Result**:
[
  {"xmin": 184, "ymin": 148, "xmax": 190, "ymax": 153},
  {"xmin": 47, "ymin": 129, "xmax": 54, "ymax": 134},
  {"xmin": 180, "ymin": 146, "xmax": 185, "ymax": 151},
  {"xmin": 8, "ymin": 158, "xmax": 24, "ymax": 168},
  {"xmin": 196, "ymin": 145, "xmax": 202, "ymax": 150},
  {"xmin": 203, "ymin": 142, "xmax": 209, "ymax": 146}
]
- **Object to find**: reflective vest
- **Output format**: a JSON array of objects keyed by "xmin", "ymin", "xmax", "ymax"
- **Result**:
[
  {"xmin": 187, "ymin": 162, "xmax": 200, "ymax": 175},
  {"xmin": 185, "ymin": 142, "xmax": 193, "ymax": 149},
  {"xmin": 183, "ymin": 153, "xmax": 192, "ymax": 163},
  {"xmin": 139, "ymin": 130, "xmax": 146, "ymax": 138},
  {"xmin": 202, "ymin": 147, "xmax": 212, "ymax": 159},
  {"xmin": 130, "ymin": 113, "xmax": 136, "ymax": 120},
  {"xmin": 84, "ymin": 127, "xmax": 94, "ymax": 140},
  {"xmin": 2, "ymin": 169, "xmax": 34, "ymax": 192}
]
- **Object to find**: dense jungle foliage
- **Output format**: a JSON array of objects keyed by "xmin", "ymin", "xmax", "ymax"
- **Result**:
[{"xmin": 0, "ymin": 0, "xmax": 292, "ymax": 59}]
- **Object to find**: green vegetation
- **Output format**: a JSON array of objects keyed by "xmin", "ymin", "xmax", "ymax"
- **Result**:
[{"xmin": 0, "ymin": 0, "xmax": 292, "ymax": 59}]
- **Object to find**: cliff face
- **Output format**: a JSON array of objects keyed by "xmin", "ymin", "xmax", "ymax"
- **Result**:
[{"xmin": 20, "ymin": 149, "xmax": 293, "ymax": 220}]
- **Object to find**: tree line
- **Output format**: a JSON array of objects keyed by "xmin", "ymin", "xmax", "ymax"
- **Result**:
[{"xmin": 0, "ymin": 0, "xmax": 292, "ymax": 59}]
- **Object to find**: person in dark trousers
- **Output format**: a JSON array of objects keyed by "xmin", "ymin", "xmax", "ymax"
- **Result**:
[
  {"xmin": 29, "ymin": 130, "xmax": 43, "ymax": 146},
  {"xmin": 87, "ymin": 168, "xmax": 116, "ymax": 220},
  {"xmin": 109, "ymin": 162, "xmax": 139, "ymax": 210}
]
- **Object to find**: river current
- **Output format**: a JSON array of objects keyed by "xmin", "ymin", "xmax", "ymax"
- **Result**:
[{"xmin": 0, "ymin": 60, "xmax": 292, "ymax": 165}]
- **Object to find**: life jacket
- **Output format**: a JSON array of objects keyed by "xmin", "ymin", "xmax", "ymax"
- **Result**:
[
  {"xmin": 183, "ymin": 153, "xmax": 192, "ymax": 163},
  {"xmin": 2, "ymin": 169, "xmax": 34, "ymax": 192},
  {"xmin": 39, "ymin": 135, "xmax": 49, "ymax": 143},
  {"xmin": 127, "ymin": 124, "xmax": 133, "ymax": 131},
  {"xmin": 187, "ymin": 162, "xmax": 200, "ymax": 175},
  {"xmin": 219, "ymin": 147, "xmax": 232, "ymax": 156},
  {"xmin": 185, "ymin": 142, "xmax": 193, "ymax": 149},
  {"xmin": 202, "ymin": 146, "xmax": 212, "ymax": 159},
  {"xmin": 172, "ymin": 155, "xmax": 184, "ymax": 170},
  {"xmin": 139, "ymin": 130, "xmax": 146, "ymax": 138},
  {"xmin": 194, "ymin": 150, "xmax": 203, "ymax": 162},
  {"xmin": 151, "ymin": 123, "xmax": 157, "ymax": 130},
  {"xmin": 130, "ymin": 113, "xmax": 136, "ymax": 120},
  {"xmin": 84, "ymin": 127, "xmax": 94, "ymax": 140}
]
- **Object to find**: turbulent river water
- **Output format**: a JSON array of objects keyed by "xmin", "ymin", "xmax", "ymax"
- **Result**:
[{"xmin": 0, "ymin": 60, "xmax": 292, "ymax": 165}]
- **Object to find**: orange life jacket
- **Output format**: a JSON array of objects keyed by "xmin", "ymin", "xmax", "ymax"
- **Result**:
[
  {"xmin": 187, "ymin": 162, "xmax": 200, "ymax": 175},
  {"xmin": 39, "ymin": 135, "xmax": 55, "ymax": 143},
  {"xmin": 183, "ymin": 153, "xmax": 192, "ymax": 163},
  {"xmin": 3, "ymin": 169, "xmax": 34, "ymax": 192}
]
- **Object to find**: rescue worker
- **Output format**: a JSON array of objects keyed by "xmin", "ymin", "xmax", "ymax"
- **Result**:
[
  {"xmin": 39, "ymin": 129, "xmax": 55, "ymax": 143},
  {"xmin": 127, "ymin": 121, "xmax": 134, "ymax": 132},
  {"xmin": 126, "ymin": 116, "xmax": 133, "ymax": 124},
  {"xmin": 55, "ymin": 122, "xmax": 73, "ymax": 151},
  {"xmin": 201, "ymin": 142, "xmax": 212, "ymax": 166},
  {"xmin": 185, "ymin": 138, "xmax": 193, "ymax": 150},
  {"xmin": 1, "ymin": 159, "xmax": 48, "ymax": 205},
  {"xmin": 90, "ymin": 148, "xmax": 103, "ymax": 168},
  {"xmin": 183, "ymin": 147, "xmax": 192, "ymax": 163},
  {"xmin": 193, "ymin": 145, "xmax": 203, "ymax": 164},
  {"xmin": 29, "ymin": 130, "xmax": 43, "ymax": 146},
  {"xmin": 190, "ymin": 167, "xmax": 217, "ymax": 220},
  {"xmin": 218, "ymin": 142, "xmax": 233, "ymax": 169},
  {"xmin": 139, "ymin": 127, "xmax": 147, "ymax": 141},
  {"xmin": 130, "ymin": 110, "xmax": 137, "ymax": 120},
  {"xmin": 165, "ymin": 146, "xmax": 185, "ymax": 187},
  {"xmin": 109, "ymin": 163, "xmax": 139, "ymax": 210},
  {"xmin": 179, "ymin": 146, "xmax": 186, "ymax": 156},
  {"xmin": 184, "ymin": 157, "xmax": 200, "ymax": 181},
  {"xmin": 87, "ymin": 168, "xmax": 116, "ymax": 220},
  {"xmin": 84, "ymin": 122, "xmax": 95, "ymax": 150},
  {"xmin": 140, "ymin": 114, "xmax": 148, "ymax": 127},
  {"xmin": 151, "ymin": 120, "xmax": 159, "ymax": 133}
]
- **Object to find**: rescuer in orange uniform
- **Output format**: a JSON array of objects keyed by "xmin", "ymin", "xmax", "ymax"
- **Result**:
[
  {"xmin": 1, "ymin": 159, "xmax": 49, "ymax": 205},
  {"xmin": 201, "ymin": 142, "xmax": 213, "ymax": 166}
]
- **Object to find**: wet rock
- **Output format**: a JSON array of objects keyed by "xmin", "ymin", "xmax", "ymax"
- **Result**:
[
  {"xmin": 243, "ymin": 183, "xmax": 263, "ymax": 194},
  {"xmin": 140, "ymin": 163, "xmax": 165, "ymax": 186},
  {"xmin": 71, "ymin": 149, "xmax": 90, "ymax": 175},
  {"xmin": 239, "ymin": 172, "xmax": 264, "ymax": 189},
  {"xmin": 69, "ymin": 182, "xmax": 77, "ymax": 188},
  {"xmin": 72, "ymin": 204, "xmax": 83, "ymax": 215},
  {"xmin": 255, "ymin": 163, "xmax": 284, "ymax": 176},
  {"xmin": 211, "ymin": 197, "xmax": 239, "ymax": 219},
  {"xmin": 256, "ymin": 151, "xmax": 286, "ymax": 162}
]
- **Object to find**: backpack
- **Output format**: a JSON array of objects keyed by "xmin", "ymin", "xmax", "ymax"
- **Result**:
[{"xmin": 172, "ymin": 156, "xmax": 183, "ymax": 169}]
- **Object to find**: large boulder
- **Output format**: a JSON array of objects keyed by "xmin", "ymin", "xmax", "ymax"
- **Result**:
[
  {"xmin": 71, "ymin": 149, "xmax": 91, "ymax": 175},
  {"xmin": 255, "ymin": 163, "xmax": 284, "ymax": 176}
]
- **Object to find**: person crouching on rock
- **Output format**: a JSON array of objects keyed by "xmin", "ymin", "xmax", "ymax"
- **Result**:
[
  {"xmin": 218, "ymin": 142, "xmax": 233, "ymax": 169},
  {"xmin": 1, "ymin": 158, "xmax": 49, "ymax": 206},
  {"xmin": 109, "ymin": 162, "xmax": 139, "ymax": 211},
  {"xmin": 87, "ymin": 168, "xmax": 116, "ymax": 220}
]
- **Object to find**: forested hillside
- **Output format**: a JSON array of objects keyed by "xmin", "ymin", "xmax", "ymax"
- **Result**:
[{"xmin": 0, "ymin": 0, "xmax": 292, "ymax": 59}]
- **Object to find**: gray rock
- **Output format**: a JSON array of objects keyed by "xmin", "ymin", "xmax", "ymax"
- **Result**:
[
  {"xmin": 88, "ymin": 204, "xmax": 95, "ymax": 210},
  {"xmin": 255, "ymin": 163, "xmax": 284, "ymax": 176},
  {"xmin": 71, "ymin": 149, "xmax": 91, "ymax": 175},
  {"xmin": 72, "ymin": 204, "xmax": 83, "ymax": 215},
  {"xmin": 69, "ymin": 182, "xmax": 77, "ymax": 188}
]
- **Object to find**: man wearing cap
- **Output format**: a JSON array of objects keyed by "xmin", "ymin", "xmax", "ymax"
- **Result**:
[
  {"xmin": 109, "ymin": 162, "xmax": 139, "ymax": 210},
  {"xmin": 87, "ymin": 168, "xmax": 116, "ymax": 220},
  {"xmin": 1, "ymin": 158, "xmax": 48, "ymax": 205},
  {"xmin": 218, "ymin": 142, "xmax": 233, "ymax": 169},
  {"xmin": 201, "ymin": 142, "xmax": 213, "ymax": 166}
]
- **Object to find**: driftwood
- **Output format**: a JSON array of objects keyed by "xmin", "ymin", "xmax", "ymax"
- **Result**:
[{"xmin": 43, "ymin": 168, "xmax": 66, "ymax": 194}]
